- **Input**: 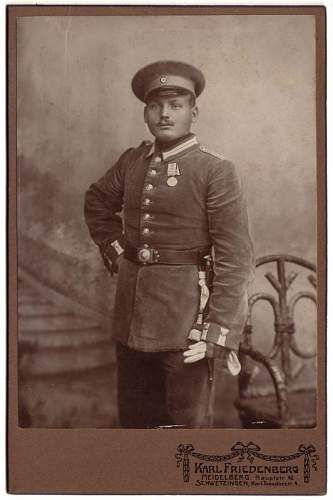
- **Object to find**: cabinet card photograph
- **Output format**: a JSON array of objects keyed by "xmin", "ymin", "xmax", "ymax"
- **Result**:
[{"xmin": 7, "ymin": 5, "xmax": 326, "ymax": 494}]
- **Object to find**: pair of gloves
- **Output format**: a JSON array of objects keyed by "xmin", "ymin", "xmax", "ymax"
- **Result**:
[
  {"xmin": 183, "ymin": 335, "xmax": 241, "ymax": 376},
  {"xmin": 184, "ymin": 340, "xmax": 226, "ymax": 363}
]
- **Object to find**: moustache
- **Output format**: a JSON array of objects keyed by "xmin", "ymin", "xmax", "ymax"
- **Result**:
[{"xmin": 157, "ymin": 122, "xmax": 174, "ymax": 126}]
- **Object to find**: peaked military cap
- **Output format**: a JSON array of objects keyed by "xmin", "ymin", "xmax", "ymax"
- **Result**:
[{"xmin": 131, "ymin": 60, "xmax": 205, "ymax": 103}]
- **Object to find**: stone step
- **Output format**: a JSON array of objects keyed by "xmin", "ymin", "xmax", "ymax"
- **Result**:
[
  {"xmin": 18, "ymin": 327, "xmax": 109, "ymax": 348},
  {"xmin": 18, "ymin": 280, "xmax": 37, "ymax": 289},
  {"xmin": 18, "ymin": 298, "xmax": 52, "ymax": 306},
  {"xmin": 19, "ymin": 341, "xmax": 116, "ymax": 375},
  {"xmin": 18, "ymin": 288, "xmax": 46, "ymax": 301},
  {"xmin": 19, "ymin": 315, "xmax": 101, "ymax": 332},
  {"xmin": 19, "ymin": 303, "xmax": 75, "ymax": 317}
]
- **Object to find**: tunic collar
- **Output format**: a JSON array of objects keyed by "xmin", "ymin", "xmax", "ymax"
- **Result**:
[{"xmin": 145, "ymin": 134, "xmax": 199, "ymax": 161}]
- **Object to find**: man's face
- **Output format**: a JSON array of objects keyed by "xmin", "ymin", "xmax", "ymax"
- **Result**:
[{"xmin": 144, "ymin": 93, "xmax": 198, "ymax": 143}]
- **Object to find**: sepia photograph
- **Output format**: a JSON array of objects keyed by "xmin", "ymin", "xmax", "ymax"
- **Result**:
[
  {"xmin": 7, "ymin": 4, "xmax": 326, "ymax": 495},
  {"xmin": 16, "ymin": 10, "xmax": 317, "ymax": 430}
]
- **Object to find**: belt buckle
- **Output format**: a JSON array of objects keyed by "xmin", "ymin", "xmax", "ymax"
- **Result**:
[{"xmin": 137, "ymin": 246, "xmax": 159, "ymax": 264}]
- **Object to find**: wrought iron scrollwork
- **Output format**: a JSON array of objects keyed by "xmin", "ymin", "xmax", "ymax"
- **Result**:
[{"xmin": 240, "ymin": 255, "xmax": 317, "ymax": 386}]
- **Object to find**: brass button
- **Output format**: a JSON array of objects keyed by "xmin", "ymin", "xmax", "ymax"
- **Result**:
[
  {"xmin": 143, "ymin": 198, "xmax": 151, "ymax": 206},
  {"xmin": 143, "ymin": 213, "xmax": 151, "ymax": 221},
  {"xmin": 145, "ymin": 184, "xmax": 153, "ymax": 191},
  {"xmin": 142, "ymin": 228, "xmax": 150, "ymax": 235},
  {"xmin": 150, "ymin": 169, "xmax": 157, "ymax": 176},
  {"xmin": 154, "ymin": 157, "xmax": 161, "ymax": 163}
]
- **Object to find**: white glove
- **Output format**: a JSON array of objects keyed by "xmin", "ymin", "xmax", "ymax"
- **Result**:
[
  {"xmin": 183, "ymin": 340, "xmax": 241, "ymax": 376},
  {"xmin": 183, "ymin": 341, "xmax": 207, "ymax": 364}
]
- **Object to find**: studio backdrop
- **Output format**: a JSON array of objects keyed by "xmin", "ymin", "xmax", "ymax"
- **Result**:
[{"xmin": 17, "ymin": 13, "xmax": 317, "ymax": 428}]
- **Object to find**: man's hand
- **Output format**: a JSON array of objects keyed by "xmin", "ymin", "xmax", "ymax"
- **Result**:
[
  {"xmin": 111, "ymin": 253, "xmax": 124, "ymax": 274},
  {"xmin": 183, "ymin": 341, "xmax": 241, "ymax": 376},
  {"xmin": 103, "ymin": 251, "xmax": 124, "ymax": 275},
  {"xmin": 115, "ymin": 253, "xmax": 124, "ymax": 270},
  {"xmin": 183, "ymin": 341, "xmax": 207, "ymax": 363}
]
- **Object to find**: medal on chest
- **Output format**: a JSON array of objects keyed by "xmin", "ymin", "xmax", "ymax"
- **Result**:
[
  {"xmin": 167, "ymin": 162, "xmax": 180, "ymax": 187},
  {"xmin": 167, "ymin": 176, "xmax": 177, "ymax": 186}
]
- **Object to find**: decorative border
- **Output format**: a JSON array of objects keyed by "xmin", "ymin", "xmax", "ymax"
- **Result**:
[{"xmin": 176, "ymin": 442, "xmax": 319, "ymax": 484}]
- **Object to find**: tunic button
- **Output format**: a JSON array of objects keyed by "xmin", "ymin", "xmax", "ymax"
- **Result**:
[
  {"xmin": 150, "ymin": 169, "xmax": 157, "ymax": 176},
  {"xmin": 143, "ymin": 198, "xmax": 151, "ymax": 206},
  {"xmin": 145, "ymin": 184, "xmax": 153, "ymax": 191},
  {"xmin": 142, "ymin": 228, "xmax": 150, "ymax": 235},
  {"xmin": 154, "ymin": 157, "xmax": 161, "ymax": 163},
  {"xmin": 143, "ymin": 213, "xmax": 151, "ymax": 221}
]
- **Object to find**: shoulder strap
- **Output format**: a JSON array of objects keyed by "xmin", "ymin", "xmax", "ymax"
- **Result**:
[{"xmin": 199, "ymin": 145, "xmax": 224, "ymax": 161}]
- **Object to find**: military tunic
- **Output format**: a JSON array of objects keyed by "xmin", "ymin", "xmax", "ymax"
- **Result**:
[{"xmin": 84, "ymin": 134, "xmax": 254, "ymax": 353}]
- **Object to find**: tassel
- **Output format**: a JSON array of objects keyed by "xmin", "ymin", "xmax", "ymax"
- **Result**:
[{"xmin": 188, "ymin": 270, "xmax": 210, "ymax": 341}]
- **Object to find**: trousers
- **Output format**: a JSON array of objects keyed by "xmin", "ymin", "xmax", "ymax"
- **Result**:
[{"xmin": 116, "ymin": 342, "xmax": 213, "ymax": 428}]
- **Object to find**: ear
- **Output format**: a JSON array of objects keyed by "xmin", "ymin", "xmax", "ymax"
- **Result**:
[
  {"xmin": 144, "ymin": 106, "xmax": 148, "ymax": 124},
  {"xmin": 191, "ymin": 105, "xmax": 199, "ymax": 124}
]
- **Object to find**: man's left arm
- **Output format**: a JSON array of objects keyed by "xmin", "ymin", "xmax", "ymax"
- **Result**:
[
  {"xmin": 184, "ymin": 159, "xmax": 254, "ymax": 370},
  {"xmin": 204, "ymin": 159, "xmax": 255, "ymax": 351}
]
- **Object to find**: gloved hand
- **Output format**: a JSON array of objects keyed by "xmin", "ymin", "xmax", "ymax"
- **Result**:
[
  {"xmin": 102, "ymin": 250, "xmax": 124, "ymax": 275},
  {"xmin": 183, "ymin": 340, "xmax": 230, "ymax": 363},
  {"xmin": 183, "ymin": 341, "xmax": 241, "ymax": 376},
  {"xmin": 113, "ymin": 253, "xmax": 124, "ymax": 274},
  {"xmin": 183, "ymin": 341, "xmax": 207, "ymax": 363}
]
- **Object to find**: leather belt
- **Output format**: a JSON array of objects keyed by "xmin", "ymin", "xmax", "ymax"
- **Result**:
[{"xmin": 124, "ymin": 242, "xmax": 211, "ymax": 265}]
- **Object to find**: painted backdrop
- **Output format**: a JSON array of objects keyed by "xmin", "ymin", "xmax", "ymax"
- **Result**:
[{"xmin": 17, "ymin": 14, "xmax": 317, "ymax": 427}]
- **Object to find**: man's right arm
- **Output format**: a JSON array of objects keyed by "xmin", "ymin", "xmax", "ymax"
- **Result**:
[{"xmin": 84, "ymin": 149, "xmax": 131, "ymax": 274}]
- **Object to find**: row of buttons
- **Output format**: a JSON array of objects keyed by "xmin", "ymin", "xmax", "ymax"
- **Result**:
[
  {"xmin": 142, "ymin": 212, "xmax": 153, "ymax": 235},
  {"xmin": 141, "ymin": 156, "xmax": 162, "ymax": 237}
]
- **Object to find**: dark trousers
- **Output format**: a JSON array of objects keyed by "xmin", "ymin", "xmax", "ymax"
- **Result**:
[{"xmin": 116, "ymin": 342, "xmax": 213, "ymax": 428}]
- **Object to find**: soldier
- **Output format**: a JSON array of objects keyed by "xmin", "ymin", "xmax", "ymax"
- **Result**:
[{"xmin": 84, "ymin": 60, "xmax": 254, "ymax": 428}]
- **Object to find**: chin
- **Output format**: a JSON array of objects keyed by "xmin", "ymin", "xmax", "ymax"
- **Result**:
[{"xmin": 154, "ymin": 130, "xmax": 179, "ymax": 143}]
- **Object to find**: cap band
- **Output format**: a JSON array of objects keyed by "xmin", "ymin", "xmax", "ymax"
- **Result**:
[{"xmin": 144, "ymin": 74, "xmax": 196, "ymax": 101}]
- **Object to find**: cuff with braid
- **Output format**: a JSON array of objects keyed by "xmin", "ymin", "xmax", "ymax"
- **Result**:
[
  {"xmin": 204, "ymin": 321, "xmax": 242, "ymax": 351},
  {"xmin": 206, "ymin": 342, "xmax": 241, "ymax": 376},
  {"xmin": 187, "ymin": 324, "xmax": 241, "ymax": 376},
  {"xmin": 101, "ymin": 237, "xmax": 125, "ymax": 275}
]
